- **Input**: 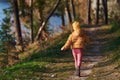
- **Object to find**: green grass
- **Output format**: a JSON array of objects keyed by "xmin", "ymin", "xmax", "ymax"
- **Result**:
[
  {"xmin": 0, "ymin": 31, "xmax": 74, "ymax": 80},
  {"xmin": 0, "ymin": 62, "xmax": 48, "ymax": 79},
  {"xmin": 2, "ymin": 23, "xmax": 120, "ymax": 80},
  {"xmin": 109, "ymin": 21, "xmax": 120, "ymax": 33}
]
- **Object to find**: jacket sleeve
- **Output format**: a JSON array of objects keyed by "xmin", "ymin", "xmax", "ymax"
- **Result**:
[{"xmin": 62, "ymin": 34, "xmax": 72, "ymax": 50}]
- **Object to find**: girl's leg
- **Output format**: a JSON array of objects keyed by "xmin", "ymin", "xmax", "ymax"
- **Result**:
[
  {"xmin": 76, "ymin": 48, "xmax": 83, "ymax": 67},
  {"xmin": 72, "ymin": 49, "xmax": 77, "ymax": 68},
  {"xmin": 72, "ymin": 48, "xmax": 83, "ymax": 77}
]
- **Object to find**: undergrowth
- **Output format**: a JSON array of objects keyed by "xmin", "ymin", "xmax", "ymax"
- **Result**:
[
  {"xmin": 104, "ymin": 21, "xmax": 120, "ymax": 65},
  {"xmin": 0, "ymin": 31, "xmax": 71, "ymax": 79}
]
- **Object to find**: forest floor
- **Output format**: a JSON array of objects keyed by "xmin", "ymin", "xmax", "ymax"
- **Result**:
[
  {"xmin": 40, "ymin": 25, "xmax": 111, "ymax": 80},
  {"xmin": 85, "ymin": 24, "xmax": 120, "ymax": 80},
  {"xmin": 1, "ymin": 24, "xmax": 120, "ymax": 80},
  {"xmin": 68, "ymin": 25, "xmax": 108, "ymax": 80},
  {"xmin": 82, "ymin": 25, "xmax": 109, "ymax": 80},
  {"xmin": 42, "ymin": 24, "xmax": 120, "ymax": 80}
]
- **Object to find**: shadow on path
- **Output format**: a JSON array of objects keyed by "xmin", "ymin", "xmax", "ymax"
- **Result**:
[{"xmin": 69, "ymin": 25, "xmax": 109, "ymax": 80}]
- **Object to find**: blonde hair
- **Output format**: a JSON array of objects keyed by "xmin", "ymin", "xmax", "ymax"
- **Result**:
[{"xmin": 72, "ymin": 21, "xmax": 80, "ymax": 31}]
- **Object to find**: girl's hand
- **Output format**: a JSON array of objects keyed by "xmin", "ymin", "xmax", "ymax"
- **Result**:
[{"xmin": 61, "ymin": 47, "xmax": 64, "ymax": 51}]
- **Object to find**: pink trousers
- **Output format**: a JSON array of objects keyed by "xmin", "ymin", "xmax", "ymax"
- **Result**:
[{"xmin": 72, "ymin": 48, "xmax": 83, "ymax": 68}]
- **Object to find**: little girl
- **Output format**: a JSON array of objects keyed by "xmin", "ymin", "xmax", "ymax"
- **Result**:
[{"xmin": 61, "ymin": 21, "xmax": 90, "ymax": 77}]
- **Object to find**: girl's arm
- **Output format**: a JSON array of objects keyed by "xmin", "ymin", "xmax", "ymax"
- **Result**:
[{"xmin": 61, "ymin": 34, "xmax": 72, "ymax": 50}]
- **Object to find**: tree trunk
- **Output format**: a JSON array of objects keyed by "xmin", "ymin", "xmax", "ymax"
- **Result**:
[
  {"xmin": 87, "ymin": 0, "xmax": 91, "ymax": 24},
  {"xmin": 102, "ymin": 0, "xmax": 108, "ymax": 24},
  {"xmin": 11, "ymin": 0, "xmax": 23, "ymax": 51},
  {"xmin": 61, "ymin": 13, "xmax": 65, "ymax": 26},
  {"xmin": 38, "ymin": 2, "xmax": 45, "ymax": 40},
  {"xmin": 30, "ymin": 0, "xmax": 34, "ymax": 43},
  {"xmin": 65, "ymin": 0, "xmax": 72, "ymax": 25},
  {"xmin": 35, "ymin": 0, "xmax": 61, "ymax": 41},
  {"xmin": 20, "ymin": 0, "xmax": 25, "ymax": 16},
  {"xmin": 70, "ymin": 0, "xmax": 76, "ymax": 21},
  {"xmin": 96, "ymin": 0, "xmax": 100, "ymax": 24}
]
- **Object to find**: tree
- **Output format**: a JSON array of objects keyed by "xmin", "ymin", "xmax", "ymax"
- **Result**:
[
  {"xmin": 53, "ymin": 0, "xmax": 66, "ymax": 27},
  {"xmin": 18, "ymin": 0, "xmax": 26, "ymax": 17},
  {"xmin": 30, "ymin": 0, "xmax": 34, "ymax": 43},
  {"xmin": 35, "ymin": 0, "xmax": 61, "ymax": 41},
  {"xmin": 102, "ymin": 0, "xmax": 108, "ymax": 24},
  {"xmin": 54, "ymin": 1, "xmax": 65, "ymax": 26},
  {"xmin": 96, "ymin": 0, "xmax": 100, "ymax": 24},
  {"xmin": 70, "ymin": 0, "xmax": 76, "ymax": 21},
  {"xmin": 11, "ymin": 0, "xmax": 23, "ymax": 51},
  {"xmin": 87, "ymin": 0, "xmax": 91, "ymax": 24},
  {"xmin": 65, "ymin": 0, "xmax": 72, "ymax": 25},
  {"xmin": 35, "ymin": 0, "xmax": 48, "ymax": 41},
  {"xmin": 61, "ymin": 12, "xmax": 65, "ymax": 26},
  {"xmin": 0, "ymin": 9, "xmax": 15, "ymax": 68},
  {"xmin": 58, "ymin": 1, "xmax": 65, "ymax": 26}
]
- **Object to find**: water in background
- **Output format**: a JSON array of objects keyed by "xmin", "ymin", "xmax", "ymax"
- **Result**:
[
  {"xmin": 0, "ymin": 1, "xmax": 10, "ymax": 28},
  {"xmin": 49, "ymin": 16, "xmax": 62, "ymax": 33},
  {"xmin": 0, "ymin": 1, "xmax": 62, "ymax": 33}
]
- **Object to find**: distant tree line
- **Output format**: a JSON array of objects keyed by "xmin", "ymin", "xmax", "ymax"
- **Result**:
[{"xmin": 87, "ymin": 0, "xmax": 108, "ymax": 24}]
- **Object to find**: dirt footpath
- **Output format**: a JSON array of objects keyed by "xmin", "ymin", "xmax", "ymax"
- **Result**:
[{"xmin": 69, "ymin": 25, "xmax": 108, "ymax": 80}]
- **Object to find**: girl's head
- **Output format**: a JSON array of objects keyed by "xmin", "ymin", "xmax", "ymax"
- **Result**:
[{"xmin": 72, "ymin": 21, "xmax": 80, "ymax": 31}]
